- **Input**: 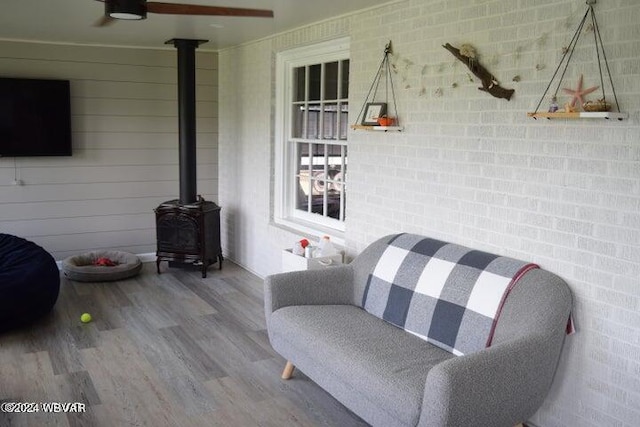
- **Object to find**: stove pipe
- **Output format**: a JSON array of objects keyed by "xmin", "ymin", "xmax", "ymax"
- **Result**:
[{"xmin": 165, "ymin": 38, "xmax": 208, "ymax": 205}]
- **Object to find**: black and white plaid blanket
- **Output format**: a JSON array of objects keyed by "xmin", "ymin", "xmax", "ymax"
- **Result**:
[{"xmin": 362, "ymin": 233, "xmax": 538, "ymax": 356}]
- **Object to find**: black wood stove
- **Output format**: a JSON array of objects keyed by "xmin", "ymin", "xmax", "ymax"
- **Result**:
[
  {"xmin": 155, "ymin": 197, "xmax": 222, "ymax": 278},
  {"xmin": 155, "ymin": 39, "xmax": 222, "ymax": 278}
]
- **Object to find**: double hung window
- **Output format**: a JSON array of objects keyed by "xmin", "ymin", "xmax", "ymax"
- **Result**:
[{"xmin": 275, "ymin": 39, "xmax": 349, "ymax": 233}]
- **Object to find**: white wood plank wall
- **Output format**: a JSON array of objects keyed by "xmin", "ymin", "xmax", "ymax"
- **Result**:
[{"xmin": 0, "ymin": 40, "xmax": 218, "ymax": 260}]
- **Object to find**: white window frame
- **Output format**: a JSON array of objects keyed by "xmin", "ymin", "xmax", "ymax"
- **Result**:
[{"xmin": 274, "ymin": 37, "xmax": 350, "ymax": 238}]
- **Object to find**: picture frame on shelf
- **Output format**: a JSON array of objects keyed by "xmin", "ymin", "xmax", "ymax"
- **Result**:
[{"xmin": 361, "ymin": 102, "xmax": 387, "ymax": 125}]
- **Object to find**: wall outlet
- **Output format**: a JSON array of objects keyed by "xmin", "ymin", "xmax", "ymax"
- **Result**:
[{"xmin": 12, "ymin": 179, "xmax": 24, "ymax": 186}]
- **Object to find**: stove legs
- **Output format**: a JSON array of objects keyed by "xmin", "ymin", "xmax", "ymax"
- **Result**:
[
  {"xmin": 201, "ymin": 255, "xmax": 223, "ymax": 277},
  {"xmin": 156, "ymin": 256, "xmax": 223, "ymax": 278}
]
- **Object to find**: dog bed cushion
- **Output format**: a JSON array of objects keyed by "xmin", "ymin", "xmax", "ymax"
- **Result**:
[{"xmin": 62, "ymin": 251, "xmax": 142, "ymax": 282}]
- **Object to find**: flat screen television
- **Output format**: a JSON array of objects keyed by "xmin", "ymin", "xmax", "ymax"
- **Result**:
[{"xmin": 0, "ymin": 77, "xmax": 72, "ymax": 157}]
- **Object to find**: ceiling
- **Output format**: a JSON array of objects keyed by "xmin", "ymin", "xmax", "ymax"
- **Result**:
[{"xmin": 0, "ymin": 0, "xmax": 391, "ymax": 51}]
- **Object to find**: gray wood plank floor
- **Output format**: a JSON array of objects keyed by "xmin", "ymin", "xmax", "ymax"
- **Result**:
[{"xmin": 0, "ymin": 262, "xmax": 368, "ymax": 427}]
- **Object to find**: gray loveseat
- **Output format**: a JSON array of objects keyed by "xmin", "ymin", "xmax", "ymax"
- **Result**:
[{"xmin": 264, "ymin": 233, "xmax": 572, "ymax": 427}]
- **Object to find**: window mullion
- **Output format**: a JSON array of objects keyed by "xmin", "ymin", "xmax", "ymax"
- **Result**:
[
  {"xmin": 319, "ymin": 63, "xmax": 325, "ymax": 141},
  {"xmin": 292, "ymin": 141, "xmax": 300, "ymax": 214},
  {"xmin": 336, "ymin": 60, "xmax": 342, "ymax": 141},
  {"xmin": 305, "ymin": 66, "xmax": 313, "ymax": 214},
  {"xmin": 307, "ymin": 143, "xmax": 313, "ymax": 214},
  {"xmin": 287, "ymin": 68, "xmax": 296, "ymax": 217},
  {"xmin": 304, "ymin": 65, "xmax": 310, "ymax": 139},
  {"xmin": 340, "ymin": 145, "xmax": 346, "ymax": 222},
  {"xmin": 321, "ymin": 144, "xmax": 327, "ymax": 217}
]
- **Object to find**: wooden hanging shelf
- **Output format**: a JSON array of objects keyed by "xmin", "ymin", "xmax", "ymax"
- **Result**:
[
  {"xmin": 528, "ymin": 0, "xmax": 626, "ymax": 121},
  {"xmin": 527, "ymin": 111, "xmax": 627, "ymax": 120},
  {"xmin": 351, "ymin": 125, "xmax": 403, "ymax": 132},
  {"xmin": 353, "ymin": 41, "xmax": 401, "ymax": 131}
]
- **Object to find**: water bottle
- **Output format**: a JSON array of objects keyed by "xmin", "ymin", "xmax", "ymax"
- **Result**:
[
  {"xmin": 304, "ymin": 246, "xmax": 313, "ymax": 258},
  {"xmin": 318, "ymin": 235, "xmax": 337, "ymax": 257},
  {"xmin": 292, "ymin": 241, "xmax": 304, "ymax": 256}
]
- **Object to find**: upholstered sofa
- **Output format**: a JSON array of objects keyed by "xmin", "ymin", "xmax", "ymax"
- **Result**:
[{"xmin": 264, "ymin": 233, "xmax": 573, "ymax": 427}]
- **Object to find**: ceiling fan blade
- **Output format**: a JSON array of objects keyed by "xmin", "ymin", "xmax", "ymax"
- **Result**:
[
  {"xmin": 94, "ymin": 15, "xmax": 116, "ymax": 27},
  {"xmin": 146, "ymin": 2, "xmax": 274, "ymax": 18}
]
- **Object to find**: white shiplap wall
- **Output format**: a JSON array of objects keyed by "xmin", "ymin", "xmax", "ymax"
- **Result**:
[
  {"xmin": 0, "ymin": 40, "xmax": 218, "ymax": 260},
  {"xmin": 218, "ymin": 0, "xmax": 640, "ymax": 426}
]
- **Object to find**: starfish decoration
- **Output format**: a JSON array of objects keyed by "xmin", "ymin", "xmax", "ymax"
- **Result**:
[{"xmin": 562, "ymin": 74, "xmax": 599, "ymax": 108}]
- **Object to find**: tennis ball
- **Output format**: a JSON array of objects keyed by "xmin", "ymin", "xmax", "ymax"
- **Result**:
[{"xmin": 80, "ymin": 313, "xmax": 92, "ymax": 323}]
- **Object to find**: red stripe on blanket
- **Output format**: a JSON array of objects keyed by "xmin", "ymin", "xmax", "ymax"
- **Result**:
[{"xmin": 485, "ymin": 263, "xmax": 539, "ymax": 347}]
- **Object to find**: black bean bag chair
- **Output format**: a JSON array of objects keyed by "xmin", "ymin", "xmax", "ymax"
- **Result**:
[{"xmin": 0, "ymin": 234, "xmax": 60, "ymax": 333}]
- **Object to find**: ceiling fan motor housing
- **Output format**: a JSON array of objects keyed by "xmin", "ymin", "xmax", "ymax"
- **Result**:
[{"xmin": 107, "ymin": 0, "xmax": 147, "ymax": 20}]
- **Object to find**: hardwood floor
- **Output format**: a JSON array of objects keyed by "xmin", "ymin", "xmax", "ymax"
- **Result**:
[{"xmin": 0, "ymin": 262, "xmax": 368, "ymax": 427}]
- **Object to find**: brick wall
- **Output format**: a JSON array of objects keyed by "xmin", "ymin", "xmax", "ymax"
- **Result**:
[{"xmin": 218, "ymin": 0, "xmax": 640, "ymax": 425}]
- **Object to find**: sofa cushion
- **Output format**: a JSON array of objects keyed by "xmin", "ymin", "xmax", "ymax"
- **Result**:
[
  {"xmin": 269, "ymin": 304, "xmax": 453, "ymax": 426},
  {"xmin": 362, "ymin": 233, "xmax": 537, "ymax": 355}
]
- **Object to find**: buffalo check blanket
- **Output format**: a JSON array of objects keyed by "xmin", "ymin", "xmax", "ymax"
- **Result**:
[{"xmin": 362, "ymin": 233, "xmax": 539, "ymax": 356}]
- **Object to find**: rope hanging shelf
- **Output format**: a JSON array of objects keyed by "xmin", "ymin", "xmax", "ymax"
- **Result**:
[
  {"xmin": 351, "ymin": 41, "xmax": 403, "ymax": 132},
  {"xmin": 527, "ymin": 0, "xmax": 627, "ymax": 121}
]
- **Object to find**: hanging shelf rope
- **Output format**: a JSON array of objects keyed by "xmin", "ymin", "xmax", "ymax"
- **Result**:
[
  {"xmin": 527, "ymin": 0, "xmax": 626, "ymax": 120},
  {"xmin": 351, "ymin": 41, "xmax": 402, "ymax": 131}
]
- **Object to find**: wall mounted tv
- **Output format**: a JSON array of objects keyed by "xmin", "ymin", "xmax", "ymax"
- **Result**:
[{"xmin": 0, "ymin": 77, "xmax": 72, "ymax": 157}]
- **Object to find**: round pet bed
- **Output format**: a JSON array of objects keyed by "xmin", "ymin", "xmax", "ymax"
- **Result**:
[
  {"xmin": 0, "ymin": 234, "xmax": 60, "ymax": 333},
  {"xmin": 62, "ymin": 250, "xmax": 142, "ymax": 282}
]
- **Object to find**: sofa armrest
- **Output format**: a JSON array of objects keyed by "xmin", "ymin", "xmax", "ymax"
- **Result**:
[
  {"xmin": 264, "ymin": 265, "xmax": 354, "ymax": 316},
  {"xmin": 419, "ymin": 334, "xmax": 559, "ymax": 427}
]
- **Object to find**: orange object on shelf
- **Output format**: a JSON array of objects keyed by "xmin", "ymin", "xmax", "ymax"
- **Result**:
[{"xmin": 377, "ymin": 117, "xmax": 395, "ymax": 126}]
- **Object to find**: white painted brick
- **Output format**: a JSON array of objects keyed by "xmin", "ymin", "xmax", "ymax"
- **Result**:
[
  {"xmin": 594, "ymin": 224, "xmax": 640, "ymax": 246},
  {"xmin": 610, "ymin": 339, "xmax": 640, "ymax": 365},
  {"xmin": 505, "ymin": 194, "xmax": 539, "ymax": 210},
  {"xmin": 607, "ymin": 399, "xmax": 640, "ymax": 423},
  {"xmin": 556, "ymin": 188, "xmax": 600, "ymax": 207},
  {"xmin": 538, "ymin": 228, "xmax": 577, "ymax": 248},
  {"xmin": 520, "ymin": 211, "xmax": 554, "ymax": 228},
  {"xmin": 617, "ymin": 244, "xmax": 640, "ymax": 264},
  {"xmin": 218, "ymin": 1, "xmax": 640, "ymax": 425},
  {"xmin": 555, "ymin": 218, "xmax": 595, "ymax": 236},
  {"xmin": 577, "ymin": 237, "xmax": 618, "ymax": 258},
  {"xmin": 575, "ymin": 206, "xmax": 619, "ymax": 224},
  {"xmin": 539, "ymin": 200, "xmax": 577, "ymax": 218},
  {"xmin": 529, "ymin": 155, "xmax": 566, "ymax": 170},
  {"xmin": 621, "ymin": 212, "xmax": 640, "ymax": 229},
  {"xmin": 613, "ymin": 276, "xmax": 640, "ymax": 298},
  {"xmin": 482, "ymin": 164, "xmax": 515, "ymax": 180}
]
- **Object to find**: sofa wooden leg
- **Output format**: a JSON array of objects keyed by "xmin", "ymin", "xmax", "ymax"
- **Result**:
[{"xmin": 281, "ymin": 361, "xmax": 295, "ymax": 379}]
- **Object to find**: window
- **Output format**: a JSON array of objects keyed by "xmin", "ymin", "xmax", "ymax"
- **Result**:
[{"xmin": 275, "ymin": 38, "xmax": 349, "ymax": 234}]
